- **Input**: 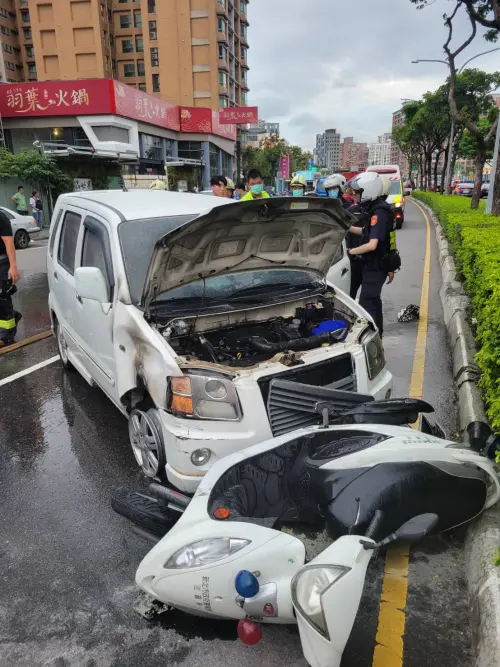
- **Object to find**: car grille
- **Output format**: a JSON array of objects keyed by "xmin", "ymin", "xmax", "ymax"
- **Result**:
[{"xmin": 258, "ymin": 355, "xmax": 360, "ymax": 437}]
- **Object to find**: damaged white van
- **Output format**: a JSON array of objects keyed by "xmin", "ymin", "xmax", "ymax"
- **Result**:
[{"xmin": 47, "ymin": 191, "xmax": 392, "ymax": 492}]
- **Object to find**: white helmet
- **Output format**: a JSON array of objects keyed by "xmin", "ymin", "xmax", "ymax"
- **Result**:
[
  {"xmin": 351, "ymin": 172, "xmax": 384, "ymax": 203},
  {"xmin": 226, "ymin": 178, "xmax": 235, "ymax": 190},
  {"xmin": 323, "ymin": 174, "xmax": 347, "ymax": 192},
  {"xmin": 380, "ymin": 175, "xmax": 391, "ymax": 197},
  {"xmin": 291, "ymin": 173, "xmax": 307, "ymax": 188}
]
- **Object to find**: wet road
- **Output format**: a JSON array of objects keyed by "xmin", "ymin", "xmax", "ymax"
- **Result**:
[{"xmin": 0, "ymin": 202, "xmax": 471, "ymax": 667}]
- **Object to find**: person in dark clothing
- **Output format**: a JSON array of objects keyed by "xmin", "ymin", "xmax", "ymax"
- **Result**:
[
  {"xmin": 346, "ymin": 191, "xmax": 367, "ymax": 300},
  {"xmin": 347, "ymin": 172, "xmax": 394, "ymax": 336},
  {"xmin": 323, "ymin": 173, "xmax": 351, "ymax": 210},
  {"xmin": 0, "ymin": 209, "xmax": 21, "ymax": 346}
]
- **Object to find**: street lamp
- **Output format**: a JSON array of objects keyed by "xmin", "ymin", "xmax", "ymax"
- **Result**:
[{"xmin": 412, "ymin": 47, "xmax": 500, "ymax": 193}]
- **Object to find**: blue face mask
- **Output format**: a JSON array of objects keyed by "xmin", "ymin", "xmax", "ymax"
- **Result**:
[
  {"xmin": 250, "ymin": 184, "xmax": 263, "ymax": 196},
  {"xmin": 292, "ymin": 189, "xmax": 304, "ymax": 197},
  {"xmin": 327, "ymin": 189, "xmax": 339, "ymax": 198}
]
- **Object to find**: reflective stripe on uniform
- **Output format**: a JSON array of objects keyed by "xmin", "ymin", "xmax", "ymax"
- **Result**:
[
  {"xmin": 390, "ymin": 230, "xmax": 397, "ymax": 251},
  {"xmin": 0, "ymin": 318, "xmax": 16, "ymax": 330}
]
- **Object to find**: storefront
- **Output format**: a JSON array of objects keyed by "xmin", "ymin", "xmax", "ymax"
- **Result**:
[{"xmin": 0, "ymin": 79, "xmax": 236, "ymax": 191}]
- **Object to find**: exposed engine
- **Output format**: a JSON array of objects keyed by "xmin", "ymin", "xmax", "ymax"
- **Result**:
[{"xmin": 165, "ymin": 300, "xmax": 351, "ymax": 367}]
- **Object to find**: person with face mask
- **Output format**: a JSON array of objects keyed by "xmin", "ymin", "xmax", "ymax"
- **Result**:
[
  {"xmin": 323, "ymin": 174, "xmax": 351, "ymax": 209},
  {"xmin": 290, "ymin": 174, "xmax": 307, "ymax": 197},
  {"xmin": 240, "ymin": 169, "xmax": 270, "ymax": 201}
]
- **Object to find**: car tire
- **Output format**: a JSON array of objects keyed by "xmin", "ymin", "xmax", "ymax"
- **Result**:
[
  {"xmin": 55, "ymin": 319, "xmax": 74, "ymax": 371},
  {"xmin": 111, "ymin": 487, "xmax": 179, "ymax": 537},
  {"xmin": 129, "ymin": 408, "xmax": 167, "ymax": 480},
  {"xmin": 14, "ymin": 229, "xmax": 30, "ymax": 250}
]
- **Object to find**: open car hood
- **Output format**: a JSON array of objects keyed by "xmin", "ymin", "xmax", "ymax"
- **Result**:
[{"xmin": 141, "ymin": 197, "xmax": 354, "ymax": 315}]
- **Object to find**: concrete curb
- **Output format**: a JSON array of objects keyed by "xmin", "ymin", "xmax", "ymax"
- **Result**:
[{"xmin": 414, "ymin": 199, "xmax": 500, "ymax": 667}]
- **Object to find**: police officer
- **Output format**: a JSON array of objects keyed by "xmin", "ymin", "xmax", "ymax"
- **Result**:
[
  {"xmin": 346, "ymin": 189, "xmax": 366, "ymax": 300},
  {"xmin": 0, "ymin": 209, "xmax": 20, "ymax": 346},
  {"xmin": 347, "ymin": 172, "xmax": 395, "ymax": 336},
  {"xmin": 323, "ymin": 174, "xmax": 351, "ymax": 209},
  {"xmin": 290, "ymin": 173, "xmax": 307, "ymax": 197}
]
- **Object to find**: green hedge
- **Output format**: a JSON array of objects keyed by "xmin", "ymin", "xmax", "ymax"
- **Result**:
[{"xmin": 413, "ymin": 192, "xmax": 500, "ymax": 430}]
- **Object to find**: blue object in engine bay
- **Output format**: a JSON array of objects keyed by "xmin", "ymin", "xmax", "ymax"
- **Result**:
[{"xmin": 312, "ymin": 320, "xmax": 348, "ymax": 336}]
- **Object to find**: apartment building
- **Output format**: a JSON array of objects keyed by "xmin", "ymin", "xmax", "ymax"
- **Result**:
[
  {"xmin": 314, "ymin": 129, "xmax": 340, "ymax": 172},
  {"xmin": 0, "ymin": 0, "xmax": 249, "ymax": 109},
  {"xmin": 368, "ymin": 132, "xmax": 392, "ymax": 166},
  {"xmin": 246, "ymin": 119, "xmax": 279, "ymax": 147},
  {"xmin": 391, "ymin": 109, "xmax": 409, "ymax": 176},
  {"xmin": 340, "ymin": 136, "xmax": 368, "ymax": 170}
]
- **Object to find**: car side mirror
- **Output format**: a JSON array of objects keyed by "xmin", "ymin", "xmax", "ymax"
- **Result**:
[
  {"xmin": 362, "ymin": 513, "xmax": 439, "ymax": 550},
  {"xmin": 75, "ymin": 266, "xmax": 109, "ymax": 304}
]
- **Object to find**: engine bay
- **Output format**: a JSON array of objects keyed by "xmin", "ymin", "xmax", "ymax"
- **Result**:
[{"xmin": 164, "ymin": 299, "xmax": 353, "ymax": 367}]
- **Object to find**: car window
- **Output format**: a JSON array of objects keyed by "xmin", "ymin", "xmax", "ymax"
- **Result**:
[
  {"xmin": 389, "ymin": 181, "xmax": 402, "ymax": 195},
  {"xmin": 331, "ymin": 243, "xmax": 344, "ymax": 265},
  {"xmin": 57, "ymin": 210, "xmax": 81, "ymax": 275},
  {"xmin": 48, "ymin": 209, "xmax": 63, "ymax": 257},
  {"xmin": 0, "ymin": 209, "xmax": 14, "ymax": 220},
  {"xmin": 81, "ymin": 219, "xmax": 113, "ymax": 299}
]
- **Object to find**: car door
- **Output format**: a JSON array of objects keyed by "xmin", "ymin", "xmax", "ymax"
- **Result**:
[
  {"xmin": 52, "ymin": 207, "xmax": 84, "ymax": 361},
  {"xmin": 73, "ymin": 214, "xmax": 117, "ymax": 398},
  {"xmin": 326, "ymin": 241, "xmax": 351, "ymax": 294}
]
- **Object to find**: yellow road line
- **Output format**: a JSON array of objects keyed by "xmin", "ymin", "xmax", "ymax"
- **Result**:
[
  {"xmin": 372, "ymin": 199, "xmax": 432, "ymax": 667},
  {"xmin": 0, "ymin": 330, "xmax": 52, "ymax": 355}
]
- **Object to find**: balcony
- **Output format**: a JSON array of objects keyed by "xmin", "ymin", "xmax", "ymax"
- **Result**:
[
  {"xmin": 218, "ymin": 59, "xmax": 229, "ymax": 71},
  {"xmin": 240, "ymin": 33, "xmax": 248, "ymax": 47},
  {"xmin": 217, "ymin": 31, "xmax": 228, "ymax": 44},
  {"xmin": 216, "ymin": 0, "xmax": 228, "ymax": 17}
]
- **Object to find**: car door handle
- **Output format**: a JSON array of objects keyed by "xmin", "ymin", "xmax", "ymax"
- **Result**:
[
  {"xmin": 341, "ymin": 268, "xmax": 349, "ymax": 277},
  {"xmin": 53, "ymin": 271, "xmax": 58, "ymax": 280},
  {"xmin": 76, "ymin": 294, "xmax": 83, "ymax": 304}
]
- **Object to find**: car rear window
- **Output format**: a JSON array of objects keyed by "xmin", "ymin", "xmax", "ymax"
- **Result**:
[
  {"xmin": 118, "ymin": 214, "xmax": 194, "ymax": 303},
  {"xmin": 389, "ymin": 180, "xmax": 402, "ymax": 195}
]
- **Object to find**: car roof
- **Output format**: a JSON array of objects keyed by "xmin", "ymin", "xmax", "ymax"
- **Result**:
[{"xmin": 57, "ymin": 190, "xmax": 233, "ymax": 224}]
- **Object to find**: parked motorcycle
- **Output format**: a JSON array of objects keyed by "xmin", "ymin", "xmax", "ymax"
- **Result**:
[{"xmin": 112, "ymin": 381, "xmax": 500, "ymax": 667}]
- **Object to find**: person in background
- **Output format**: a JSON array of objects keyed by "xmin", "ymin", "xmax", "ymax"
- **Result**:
[
  {"xmin": 323, "ymin": 174, "xmax": 351, "ymax": 209},
  {"xmin": 0, "ymin": 208, "xmax": 21, "ymax": 346},
  {"xmin": 240, "ymin": 169, "xmax": 270, "ymax": 201},
  {"xmin": 11, "ymin": 185, "xmax": 28, "ymax": 215},
  {"xmin": 290, "ymin": 174, "xmax": 307, "ymax": 197},
  {"xmin": 346, "ymin": 190, "xmax": 366, "ymax": 300},
  {"xmin": 30, "ymin": 190, "xmax": 42, "ymax": 229},
  {"xmin": 234, "ymin": 182, "xmax": 246, "ymax": 200},
  {"xmin": 211, "ymin": 175, "xmax": 227, "ymax": 197},
  {"xmin": 225, "ymin": 178, "xmax": 236, "ymax": 199}
]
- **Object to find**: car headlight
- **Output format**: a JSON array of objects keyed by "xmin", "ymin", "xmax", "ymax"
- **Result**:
[
  {"xmin": 362, "ymin": 330, "xmax": 386, "ymax": 380},
  {"xmin": 291, "ymin": 565, "xmax": 350, "ymax": 639},
  {"xmin": 394, "ymin": 202, "xmax": 402, "ymax": 208},
  {"xmin": 164, "ymin": 538, "xmax": 251, "ymax": 569},
  {"xmin": 168, "ymin": 372, "xmax": 242, "ymax": 421}
]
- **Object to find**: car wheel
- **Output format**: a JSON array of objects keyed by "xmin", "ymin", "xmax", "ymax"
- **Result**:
[
  {"xmin": 55, "ymin": 319, "xmax": 74, "ymax": 370},
  {"xmin": 14, "ymin": 229, "xmax": 30, "ymax": 249},
  {"xmin": 129, "ymin": 408, "xmax": 167, "ymax": 479}
]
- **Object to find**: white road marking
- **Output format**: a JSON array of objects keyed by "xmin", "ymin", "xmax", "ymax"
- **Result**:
[{"xmin": 0, "ymin": 355, "xmax": 59, "ymax": 387}]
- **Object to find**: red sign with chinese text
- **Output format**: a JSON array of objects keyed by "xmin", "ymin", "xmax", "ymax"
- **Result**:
[
  {"xmin": 211, "ymin": 109, "xmax": 237, "ymax": 140},
  {"xmin": 0, "ymin": 79, "xmax": 114, "ymax": 117},
  {"xmin": 279, "ymin": 154, "xmax": 290, "ymax": 179},
  {"xmin": 180, "ymin": 107, "xmax": 236, "ymax": 140},
  {"xmin": 218, "ymin": 106, "xmax": 258, "ymax": 125},
  {"xmin": 112, "ymin": 81, "xmax": 180, "ymax": 131}
]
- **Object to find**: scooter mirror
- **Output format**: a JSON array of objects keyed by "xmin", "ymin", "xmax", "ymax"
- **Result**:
[{"xmin": 394, "ymin": 513, "xmax": 439, "ymax": 542}]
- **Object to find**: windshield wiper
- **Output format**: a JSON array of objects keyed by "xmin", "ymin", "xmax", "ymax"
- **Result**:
[{"xmin": 229, "ymin": 282, "xmax": 323, "ymax": 299}]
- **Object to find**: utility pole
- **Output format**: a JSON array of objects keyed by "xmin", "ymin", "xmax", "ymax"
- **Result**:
[{"xmin": 486, "ymin": 116, "xmax": 500, "ymax": 214}]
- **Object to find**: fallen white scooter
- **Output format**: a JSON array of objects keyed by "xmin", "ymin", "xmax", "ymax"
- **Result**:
[{"xmin": 113, "ymin": 387, "xmax": 500, "ymax": 667}]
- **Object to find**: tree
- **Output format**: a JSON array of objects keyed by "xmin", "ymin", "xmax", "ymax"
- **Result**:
[
  {"xmin": 410, "ymin": 1, "xmax": 500, "ymax": 40},
  {"xmin": 242, "ymin": 136, "xmax": 313, "ymax": 184}
]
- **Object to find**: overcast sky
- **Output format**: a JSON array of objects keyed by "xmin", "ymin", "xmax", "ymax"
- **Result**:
[{"xmin": 247, "ymin": 0, "xmax": 500, "ymax": 149}]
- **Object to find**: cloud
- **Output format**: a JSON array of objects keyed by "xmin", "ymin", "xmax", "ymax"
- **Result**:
[{"xmin": 247, "ymin": 0, "xmax": 500, "ymax": 149}]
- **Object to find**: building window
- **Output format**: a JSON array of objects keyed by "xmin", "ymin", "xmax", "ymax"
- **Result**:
[
  {"xmin": 152, "ymin": 73, "xmax": 160, "ymax": 92},
  {"xmin": 135, "ymin": 37, "xmax": 143, "ymax": 52},
  {"xmin": 241, "ymin": 69, "xmax": 247, "ymax": 81},
  {"xmin": 219, "ymin": 96, "xmax": 228, "ymax": 108},
  {"xmin": 218, "ymin": 18, "xmax": 226, "ymax": 33},
  {"xmin": 148, "ymin": 0, "xmax": 156, "ymax": 13},
  {"xmin": 150, "ymin": 47, "xmax": 158, "ymax": 67},
  {"xmin": 25, "ymin": 46, "xmax": 34, "ymax": 58},
  {"xmin": 124, "ymin": 63, "xmax": 136, "ymax": 77},
  {"xmin": 241, "ymin": 25, "xmax": 247, "ymax": 38},
  {"xmin": 21, "ymin": 9, "xmax": 30, "ymax": 22},
  {"xmin": 110, "ymin": 34, "xmax": 114, "ymax": 46},
  {"xmin": 241, "ymin": 46, "xmax": 247, "ymax": 59},
  {"xmin": 165, "ymin": 139, "xmax": 174, "ymax": 159},
  {"xmin": 241, "ymin": 90, "xmax": 248, "ymax": 104},
  {"xmin": 119, "ymin": 14, "xmax": 132, "ymax": 28},
  {"xmin": 219, "ymin": 71, "xmax": 227, "ymax": 87},
  {"xmin": 6, "ymin": 62, "xmax": 15, "ymax": 71},
  {"xmin": 0, "ymin": 7, "xmax": 8, "ymax": 17},
  {"xmin": 138, "ymin": 82, "xmax": 146, "ymax": 91},
  {"xmin": 218, "ymin": 44, "xmax": 227, "ymax": 61},
  {"xmin": 178, "ymin": 141, "xmax": 202, "ymax": 161},
  {"xmin": 134, "ymin": 11, "xmax": 142, "ymax": 28},
  {"xmin": 1, "ymin": 26, "xmax": 10, "ymax": 36},
  {"xmin": 3, "ymin": 43, "xmax": 13, "ymax": 53},
  {"xmin": 149, "ymin": 20, "xmax": 157, "ymax": 39},
  {"xmin": 142, "ymin": 134, "xmax": 162, "ymax": 161},
  {"xmin": 122, "ymin": 39, "xmax": 133, "ymax": 53},
  {"xmin": 240, "ymin": 1, "xmax": 246, "ymax": 13},
  {"xmin": 104, "ymin": 55, "xmax": 109, "ymax": 71},
  {"xmin": 137, "ymin": 61, "xmax": 145, "ymax": 76},
  {"xmin": 28, "ymin": 63, "xmax": 36, "ymax": 75}
]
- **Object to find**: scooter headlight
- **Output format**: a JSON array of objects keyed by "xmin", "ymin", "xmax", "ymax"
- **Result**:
[
  {"xmin": 164, "ymin": 538, "xmax": 251, "ymax": 569},
  {"xmin": 291, "ymin": 565, "xmax": 350, "ymax": 639},
  {"xmin": 362, "ymin": 330, "xmax": 386, "ymax": 379}
]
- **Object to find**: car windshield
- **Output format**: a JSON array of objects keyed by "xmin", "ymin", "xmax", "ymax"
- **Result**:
[
  {"xmin": 389, "ymin": 181, "xmax": 402, "ymax": 195},
  {"xmin": 118, "ymin": 215, "xmax": 196, "ymax": 303},
  {"xmin": 152, "ymin": 269, "xmax": 323, "ymax": 313}
]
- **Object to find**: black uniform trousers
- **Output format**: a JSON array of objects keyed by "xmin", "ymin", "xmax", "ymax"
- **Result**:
[
  {"xmin": 359, "ymin": 267, "xmax": 386, "ymax": 336},
  {"xmin": 349, "ymin": 257, "xmax": 364, "ymax": 300},
  {"xmin": 0, "ymin": 257, "xmax": 17, "ymax": 344}
]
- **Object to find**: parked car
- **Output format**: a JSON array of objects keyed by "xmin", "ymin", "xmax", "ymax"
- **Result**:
[
  {"xmin": 454, "ymin": 182, "xmax": 475, "ymax": 196},
  {"xmin": 47, "ymin": 191, "xmax": 392, "ymax": 492},
  {"xmin": 0, "ymin": 206, "xmax": 40, "ymax": 249},
  {"xmin": 481, "ymin": 182, "xmax": 490, "ymax": 198}
]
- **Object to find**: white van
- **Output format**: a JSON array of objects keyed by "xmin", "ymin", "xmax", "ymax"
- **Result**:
[{"xmin": 47, "ymin": 191, "xmax": 392, "ymax": 492}]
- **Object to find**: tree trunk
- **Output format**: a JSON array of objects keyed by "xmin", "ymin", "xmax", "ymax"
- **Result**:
[
  {"xmin": 492, "ymin": 155, "xmax": 500, "ymax": 216},
  {"xmin": 441, "ymin": 146, "xmax": 449, "ymax": 193},
  {"xmin": 433, "ymin": 153, "xmax": 439, "ymax": 193},
  {"xmin": 419, "ymin": 155, "xmax": 425, "ymax": 190},
  {"xmin": 426, "ymin": 153, "xmax": 432, "ymax": 191},
  {"xmin": 471, "ymin": 146, "xmax": 486, "ymax": 210}
]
